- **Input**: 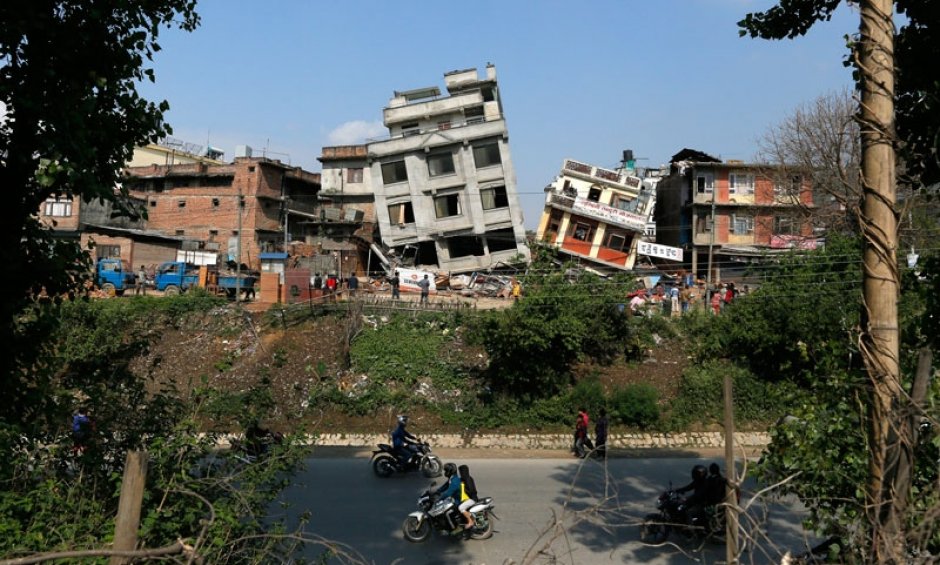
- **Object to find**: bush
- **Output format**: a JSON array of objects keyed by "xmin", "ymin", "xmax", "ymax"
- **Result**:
[
  {"xmin": 609, "ymin": 384, "xmax": 659, "ymax": 428},
  {"xmin": 665, "ymin": 359, "xmax": 799, "ymax": 429}
]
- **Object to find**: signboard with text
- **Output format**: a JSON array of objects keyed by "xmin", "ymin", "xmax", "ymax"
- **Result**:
[
  {"xmin": 637, "ymin": 241, "xmax": 683, "ymax": 262},
  {"xmin": 571, "ymin": 198, "xmax": 647, "ymax": 232}
]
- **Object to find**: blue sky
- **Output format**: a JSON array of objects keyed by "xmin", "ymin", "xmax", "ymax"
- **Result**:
[{"xmin": 139, "ymin": 0, "xmax": 859, "ymax": 228}]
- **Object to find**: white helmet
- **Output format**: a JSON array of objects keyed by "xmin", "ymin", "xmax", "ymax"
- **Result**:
[{"xmin": 397, "ymin": 415, "xmax": 408, "ymax": 426}]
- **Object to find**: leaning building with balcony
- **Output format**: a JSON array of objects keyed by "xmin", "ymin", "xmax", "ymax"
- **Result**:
[
  {"xmin": 365, "ymin": 65, "xmax": 531, "ymax": 273},
  {"xmin": 655, "ymin": 148, "xmax": 816, "ymax": 281},
  {"xmin": 535, "ymin": 157, "xmax": 656, "ymax": 273}
]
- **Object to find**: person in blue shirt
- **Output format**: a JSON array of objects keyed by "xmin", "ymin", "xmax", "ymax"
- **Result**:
[
  {"xmin": 436, "ymin": 463, "xmax": 461, "ymax": 500},
  {"xmin": 72, "ymin": 406, "xmax": 92, "ymax": 453},
  {"xmin": 391, "ymin": 414, "xmax": 419, "ymax": 465}
]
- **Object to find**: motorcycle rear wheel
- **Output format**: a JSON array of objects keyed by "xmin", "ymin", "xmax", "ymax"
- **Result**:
[
  {"xmin": 402, "ymin": 515, "xmax": 432, "ymax": 543},
  {"xmin": 421, "ymin": 456, "xmax": 443, "ymax": 478},
  {"xmin": 372, "ymin": 455, "xmax": 395, "ymax": 478},
  {"xmin": 469, "ymin": 516, "xmax": 494, "ymax": 540},
  {"xmin": 639, "ymin": 513, "xmax": 668, "ymax": 544}
]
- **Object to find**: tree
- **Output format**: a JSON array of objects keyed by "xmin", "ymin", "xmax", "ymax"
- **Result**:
[
  {"xmin": 0, "ymin": 1, "xmax": 198, "ymax": 425},
  {"xmin": 755, "ymin": 88, "xmax": 862, "ymax": 235},
  {"xmin": 741, "ymin": 1, "xmax": 940, "ymax": 560}
]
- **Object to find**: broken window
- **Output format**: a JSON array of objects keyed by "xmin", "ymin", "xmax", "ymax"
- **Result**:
[
  {"xmin": 612, "ymin": 195, "xmax": 633, "ymax": 211},
  {"xmin": 696, "ymin": 172, "xmax": 714, "ymax": 194},
  {"xmin": 381, "ymin": 160, "xmax": 408, "ymax": 184},
  {"xmin": 481, "ymin": 185, "xmax": 509, "ymax": 210},
  {"xmin": 427, "ymin": 153, "xmax": 455, "ymax": 177},
  {"xmin": 696, "ymin": 213, "xmax": 712, "ymax": 233},
  {"xmin": 434, "ymin": 194, "xmax": 461, "ymax": 218},
  {"xmin": 447, "ymin": 236, "xmax": 485, "ymax": 258},
  {"xmin": 472, "ymin": 143, "xmax": 502, "ymax": 168},
  {"xmin": 486, "ymin": 228, "xmax": 518, "ymax": 252},
  {"xmin": 587, "ymin": 187, "xmax": 602, "ymax": 202},
  {"xmin": 212, "ymin": 198, "xmax": 220, "ymax": 208},
  {"xmin": 402, "ymin": 122, "xmax": 420, "ymax": 136},
  {"xmin": 604, "ymin": 230, "xmax": 632, "ymax": 252},
  {"xmin": 465, "ymin": 105, "xmax": 485, "ymax": 124},
  {"xmin": 347, "ymin": 168, "xmax": 363, "ymax": 183},
  {"xmin": 571, "ymin": 221, "xmax": 595, "ymax": 242},
  {"xmin": 96, "ymin": 245, "xmax": 121, "ymax": 259},
  {"xmin": 178, "ymin": 199, "xmax": 186, "ymax": 208},
  {"xmin": 388, "ymin": 202, "xmax": 415, "ymax": 225},
  {"xmin": 437, "ymin": 120, "xmax": 451, "ymax": 131},
  {"xmin": 732, "ymin": 213, "xmax": 754, "ymax": 234}
]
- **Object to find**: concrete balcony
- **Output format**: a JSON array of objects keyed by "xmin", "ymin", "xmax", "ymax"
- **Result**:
[
  {"xmin": 369, "ymin": 119, "xmax": 506, "ymax": 157},
  {"xmin": 384, "ymin": 91, "xmax": 484, "ymax": 126}
]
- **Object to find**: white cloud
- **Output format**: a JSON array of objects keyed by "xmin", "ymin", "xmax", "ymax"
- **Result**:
[{"xmin": 327, "ymin": 120, "xmax": 385, "ymax": 145}]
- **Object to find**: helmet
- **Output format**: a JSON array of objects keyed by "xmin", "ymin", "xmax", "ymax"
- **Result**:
[
  {"xmin": 397, "ymin": 415, "xmax": 408, "ymax": 426},
  {"xmin": 444, "ymin": 463, "xmax": 457, "ymax": 477},
  {"xmin": 692, "ymin": 465, "xmax": 707, "ymax": 481}
]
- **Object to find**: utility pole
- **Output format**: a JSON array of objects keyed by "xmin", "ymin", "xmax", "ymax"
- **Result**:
[
  {"xmin": 705, "ymin": 188, "xmax": 717, "ymax": 311},
  {"xmin": 235, "ymin": 188, "xmax": 243, "ymax": 302},
  {"xmin": 858, "ymin": 0, "xmax": 901, "ymax": 561}
]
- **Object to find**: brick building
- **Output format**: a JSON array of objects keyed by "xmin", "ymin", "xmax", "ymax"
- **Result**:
[
  {"xmin": 655, "ymin": 148, "xmax": 815, "ymax": 281},
  {"xmin": 123, "ymin": 157, "xmax": 321, "ymax": 270}
]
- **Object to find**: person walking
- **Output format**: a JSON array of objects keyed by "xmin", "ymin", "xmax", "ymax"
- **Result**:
[
  {"xmin": 711, "ymin": 286, "xmax": 722, "ymax": 315},
  {"xmin": 417, "ymin": 274, "xmax": 430, "ymax": 305},
  {"xmin": 594, "ymin": 408, "xmax": 609, "ymax": 458},
  {"xmin": 135, "ymin": 265, "xmax": 147, "ymax": 296},
  {"xmin": 574, "ymin": 407, "xmax": 593, "ymax": 458}
]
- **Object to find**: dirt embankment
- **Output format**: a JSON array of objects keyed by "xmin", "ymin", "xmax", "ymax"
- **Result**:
[{"xmin": 132, "ymin": 304, "xmax": 688, "ymax": 434}]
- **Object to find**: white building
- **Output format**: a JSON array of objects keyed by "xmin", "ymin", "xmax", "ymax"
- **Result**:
[{"xmin": 365, "ymin": 65, "xmax": 531, "ymax": 273}]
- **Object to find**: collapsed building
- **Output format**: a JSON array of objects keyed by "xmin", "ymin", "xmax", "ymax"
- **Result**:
[
  {"xmin": 535, "ymin": 154, "xmax": 657, "ymax": 273},
  {"xmin": 319, "ymin": 65, "xmax": 531, "ymax": 276}
]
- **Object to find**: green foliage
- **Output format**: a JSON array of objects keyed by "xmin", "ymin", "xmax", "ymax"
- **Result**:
[
  {"xmin": 0, "ymin": 299, "xmax": 312, "ymax": 562},
  {"xmin": 699, "ymin": 236, "xmax": 862, "ymax": 386},
  {"xmin": 0, "ymin": 0, "xmax": 201, "ymax": 408},
  {"xmin": 666, "ymin": 359, "xmax": 800, "ymax": 430},
  {"xmin": 568, "ymin": 377, "xmax": 606, "ymax": 416},
  {"xmin": 469, "ymin": 265, "xmax": 634, "ymax": 399},
  {"xmin": 609, "ymin": 384, "xmax": 660, "ymax": 429}
]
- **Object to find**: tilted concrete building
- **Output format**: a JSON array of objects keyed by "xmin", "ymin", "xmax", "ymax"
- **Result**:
[
  {"xmin": 364, "ymin": 65, "xmax": 530, "ymax": 273},
  {"xmin": 536, "ymin": 157, "xmax": 656, "ymax": 272}
]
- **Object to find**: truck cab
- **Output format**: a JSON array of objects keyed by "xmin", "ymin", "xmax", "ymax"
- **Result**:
[
  {"xmin": 154, "ymin": 261, "xmax": 199, "ymax": 295},
  {"xmin": 96, "ymin": 258, "xmax": 136, "ymax": 296}
]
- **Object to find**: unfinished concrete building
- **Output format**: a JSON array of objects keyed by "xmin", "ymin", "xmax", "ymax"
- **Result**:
[{"xmin": 366, "ymin": 65, "xmax": 531, "ymax": 273}]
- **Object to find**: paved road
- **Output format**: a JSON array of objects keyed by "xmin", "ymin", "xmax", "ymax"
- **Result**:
[{"xmin": 271, "ymin": 453, "xmax": 818, "ymax": 565}]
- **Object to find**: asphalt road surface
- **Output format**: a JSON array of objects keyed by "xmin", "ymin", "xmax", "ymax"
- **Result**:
[{"xmin": 271, "ymin": 451, "xmax": 819, "ymax": 565}]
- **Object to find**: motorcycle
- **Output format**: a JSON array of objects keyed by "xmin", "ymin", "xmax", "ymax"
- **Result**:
[
  {"xmin": 401, "ymin": 483, "xmax": 497, "ymax": 543},
  {"xmin": 231, "ymin": 430, "xmax": 284, "ymax": 465},
  {"xmin": 639, "ymin": 487, "xmax": 730, "ymax": 545},
  {"xmin": 371, "ymin": 440, "xmax": 442, "ymax": 478}
]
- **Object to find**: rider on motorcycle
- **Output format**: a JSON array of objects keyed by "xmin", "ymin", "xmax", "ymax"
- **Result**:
[
  {"xmin": 434, "ymin": 463, "xmax": 464, "ymax": 532},
  {"xmin": 391, "ymin": 415, "xmax": 419, "ymax": 465},
  {"xmin": 676, "ymin": 464, "xmax": 709, "ymax": 525}
]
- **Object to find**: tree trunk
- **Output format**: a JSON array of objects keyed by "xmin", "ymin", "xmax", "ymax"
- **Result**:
[{"xmin": 857, "ymin": 1, "xmax": 901, "ymax": 561}]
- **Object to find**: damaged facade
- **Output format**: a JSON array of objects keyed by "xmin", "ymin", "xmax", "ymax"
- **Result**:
[
  {"xmin": 362, "ymin": 65, "xmax": 531, "ymax": 274},
  {"xmin": 535, "ymin": 157, "xmax": 656, "ymax": 272},
  {"xmin": 655, "ymin": 148, "xmax": 815, "ymax": 280}
]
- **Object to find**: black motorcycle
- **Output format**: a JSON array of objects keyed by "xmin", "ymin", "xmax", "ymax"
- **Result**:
[
  {"xmin": 639, "ymin": 487, "xmax": 730, "ymax": 545},
  {"xmin": 371, "ymin": 440, "xmax": 442, "ymax": 478},
  {"xmin": 401, "ymin": 484, "xmax": 497, "ymax": 543}
]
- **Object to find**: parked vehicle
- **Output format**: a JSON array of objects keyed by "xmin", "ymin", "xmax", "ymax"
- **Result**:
[
  {"xmin": 402, "ymin": 483, "xmax": 497, "ymax": 543},
  {"xmin": 639, "ymin": 487, "xmax": 738, "ymax": 547},
  {"xmin": 95, "ymin": 258, "xmax": 137, "ymax": 296},
  {"xmin": 153, "ymin": 261, "xmax": 257, "ymax": 298},
  {"xmin": 371, "ymin": 440, "xmax": 442, "ymax": 478}
]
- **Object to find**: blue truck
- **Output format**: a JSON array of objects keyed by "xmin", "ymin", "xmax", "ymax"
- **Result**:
[
  {"xmin": 96, "ymin": 258, "xmax": 137, "ymax": 296},
  {"xmin": 154, "ymin": 261, "xmax": 257, "ymax": 298}
]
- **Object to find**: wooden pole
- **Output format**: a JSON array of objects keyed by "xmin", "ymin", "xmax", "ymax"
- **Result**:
[
  {"xmin": 723, "ymin": 372, "xmax": 738, "ymax": 564},
  {"xmin": 857, "ymin": 1, "xmax": 899, "ymax": 560},
  {"xmin": 110, "ymin": 450, "xmax": 148, "ymax": 565}
]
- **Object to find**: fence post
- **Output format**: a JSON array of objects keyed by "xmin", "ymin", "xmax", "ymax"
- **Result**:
[{"xmin": 110, "ymin": 450, "xmax": 148, "ymax": 565}]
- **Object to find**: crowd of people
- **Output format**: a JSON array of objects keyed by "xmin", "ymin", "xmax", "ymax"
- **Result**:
[{"xmin": 629, "ymin": 278, "xmax": 750, "ymax": 317}]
